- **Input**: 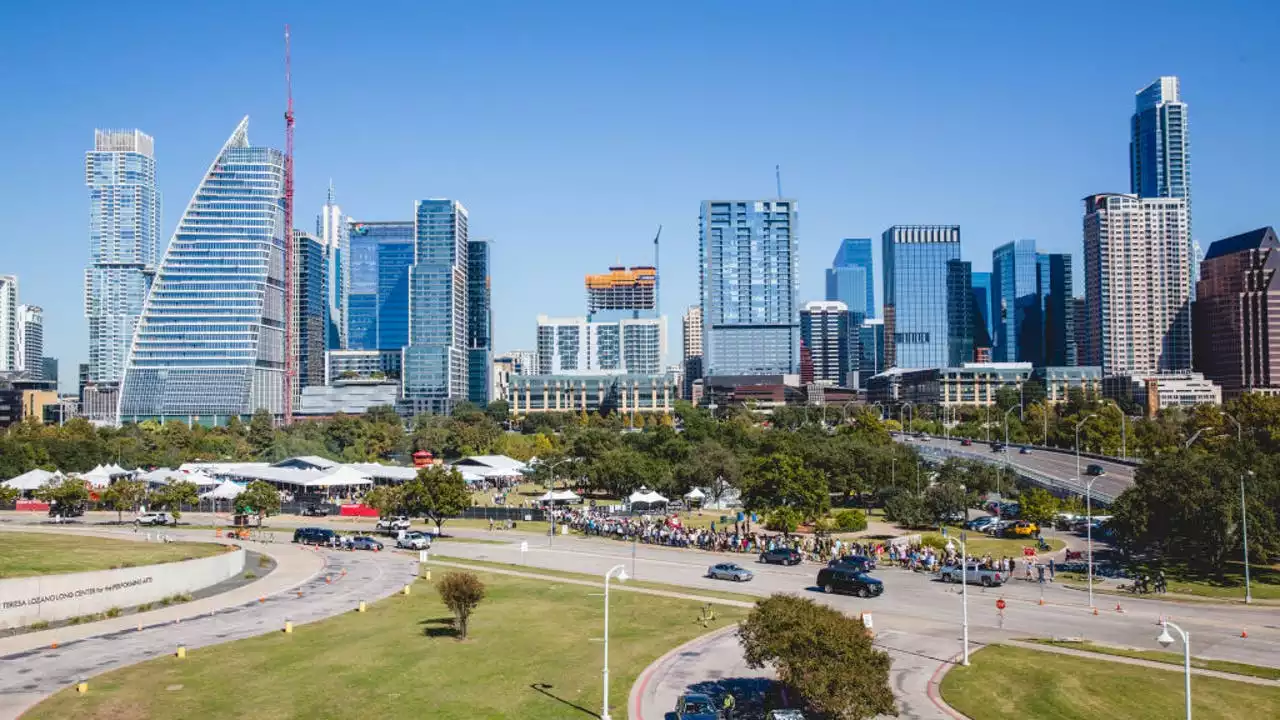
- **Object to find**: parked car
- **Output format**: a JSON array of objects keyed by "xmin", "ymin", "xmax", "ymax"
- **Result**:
[
  {"xmin": 918, "ymin": 434, "xmax": 931, "ymax": 441},
  {"xmin": 960, "ymin": 438, "xmax": 973, "ymax": 446},
  {"xmin": 347, "ymin": 536, "xmax": 384, "ymax": 551},
  {"xmin": 134, "ymin": 512, "xmax": 171, "ymax": 526},
  {"xmin": 1019, "ymin": 446, "xmax": 1032, "ymax": 455},
  {"xmin": 966, "ymin": 516, "xmax": 997, "ymax": 531},
  {"xmin": 48, "ymin": 504, "xmax": 85, "ymax": 518},
  {"xmin": 937, "ymin": 562, "xmax": 1006, "ymax": 587},
  {"xmin": 816, "ymin": 567, "xmax": 884, "ymax": 598},
  {"xmin": 984, "ymin": 519, "xmax": 1015, "ymax": 535},
  {"xmin": 828, "ymin": 554, "xmax": 877, "ymax": 573},
  {"xmin": 300, "ymin": 504, "xmax": 328, "ymax": 517},
  {"xmin": 375, "ymin": 516, "xmax": 411, "ymax": 533},
  {"xmin": 395, "ymin": 531, "xmax": 432, "ymax": 550},
  {"xmin": 759, "ymin": 547, "xmax": 803, "ymax": 565},
  {"xmin": 293, "ymin": 527, "xmax": 341, "ymax": 546},
  {"xmin": 991, "ymin": 442, "xmax": 1005, "ymax": 453},
  {"xmin": 707, "ymin": 563, "xmax": 754, "ymax": 582},
  {"xmin": 1002, "ymin": 520, "xmax": 1039, "ymax": 537},
  {"xmin": 675, "ymin": 693, "xmax": 719, "ymax": 720}
]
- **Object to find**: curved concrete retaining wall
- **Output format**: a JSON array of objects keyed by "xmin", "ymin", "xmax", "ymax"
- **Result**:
[{"xmin": 0, "ymin": 547, "xmax": 245, "ymax": 629}]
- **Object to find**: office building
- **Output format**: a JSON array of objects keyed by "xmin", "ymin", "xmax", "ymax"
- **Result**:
[
  {"xmin": 292, "ymin": 230, "xmax": 329, "ymax": 399},
  {"xmin": 467, "ymin": 238, "xmax": 492, "ymax": 406},
  {"xmin": 0, "ymin": 275, "xmax": 16, "ymax": 371},
  {"xmin": 509, "ymin": 373, "xmax": 677, "ymax": 416},
  {"xmin": 970, "ymin": 271, "xmax": 994, "ymax": 352},
  {"xmin": 1193, "ymin": 227, "xmax": 1280, "ymax": 398},
  {"xmin": 586, "ymin": 265, "xmax": 656, "ymax": 319},
  {"xmin": 700, "ymin": 200, "xmax": 799, "ymax": 376},
  {"xmin": 326, "ymin": 349, "xmax": 401, "ymax": 383},
  {"xmin": 882, "ymin": 225, "xmax": 961, "ymax": 369},
  {"xmin": 494, "ymin": 350, "xmax": 537, "ymax": 376},
  {"xmin": 1104, "ymin": 372, "xmax": 1221, "ymax": 416},
  {"xmin": 298, "ymin": 379, "xmax": 401, "ymax": 418},
  {"xmin": 800, "ymin": 301, "xmax": 856, "ymax": 386},
  {"xmin": 858, "ymin": 318, "xmax": 885, "ymax": 387},
  {"xmin": 118, "ymin": 118, "xmax": 286, "ymax": 425},
  {"xmin": 1039, "ymin": 253, "xmax": 1076, "ymax": 366},
  {"xmin": 1034, "ymin": 366, "xmax": 1102, "ymax": 404},
  {"xmin": 868, "ymin": 362, "xmax": 1032, "ymax": 407},
  {"xmin": 826, "ymin": 238, "xmax": 874, "ymax": 317},
  {"xmin": 42, "ymin": 357, "xmax": 58, "ymax": 386},
  {"xmin": 84, "ymin": 129, "xmax": 160, "ymax": 388},
  {"xmin": 536, "ymin": 315, "xmax": 665, "ymax": 376},
  {"xmin": 318, "ymin": 182, "xmax": 347, "ymax": 349},
  {"xmin": 1082, "ymin": 193, "xmax": 1192, "ymax": 375},
  {"xmin": 682, "ymin": 305, "xmax": 703, "ymax": 399},
  {"xmin": 346, "ymin": 221, "xmax": 414, "ymax": 353},
  {"xmin": 1073, "ymin": 297, "xmax": 1090, "ymax": 366},
  {"xmin": 402, "ymin": 199, "xmax": 469, "ymax": 414},
  {"xmin": 946, "ymin": 260, "xmax": 974, "ymax": 366},
  {"xmin": 16, "ymin": 305, "xmax": 43, "ymax": 380},
  {"xmin": 1131, "ymin": 77, "xmax": 1190, "ymax": 204},
  {"xmin": 991, "ymin": 239, "xmax": 1041, "ymax": 363}
]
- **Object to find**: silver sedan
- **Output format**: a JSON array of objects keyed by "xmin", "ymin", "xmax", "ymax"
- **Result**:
[{"xmin": 707, "ymin": 563, "xmax": 754, "ymax": 582}]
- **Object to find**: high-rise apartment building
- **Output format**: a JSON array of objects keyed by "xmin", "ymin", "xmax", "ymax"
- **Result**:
[
  {"xmin": 946, "ymin": 260, "xmax": 974, "ymax": 366},
  {"xmin": 0, "ymin": 276, "xmax": 15, "ymax": 372},
  {"xmin": 699, "ymin": 200, "xmax": 799, "ymax": 376},
  {"xmin": 345, "ymin": 221, "xmax": 414, "ymax": 353},
  {"xmin": 586, "ymin": 266, "xmax": 656, "ymax": 320},
  {"xmin": 85, "ymin": 129, "xmax": 160, "ymax": 387},
  {"xmin": 318, "ymin": 182, "xmax": 348, "ymax": 350},
  {"xmin": 536, "ymin": 315, "xmax": 665, "ymax": 376},
  {"xmin": 402, "ymin": 199, "xmax": 469, "ymax": 414},
  {"xmin": 1131, "ymin": 77, "xmax": 1190, "ymax": 204},
  {"xmin": 826, "ymin": 238, "xmax": 875, "ymax": 318},
  {"xmin": 467, "ymin": 239, "xmax": 492, "ymax": 406},
  {"xmin": 292, "ymin": 230, "xmax": 329, "ymax": 400},
  {"xmin": 800, "ymin": 301, "xmax": 856, "ymax": 386},
  {"xmin": 681, "ymin": 305, "xmax": 703, "ymax": 399},
  {"xmin": 495, "ymin": 350, "xmax": 537, "ymax": 376},
  {"xmin": 1082, "ymin": 193, "xmax": 1191, "ymax": 376},
  {"xmin": 1073, "ymin": 297, "xmax": 1090, "ymax": 367},
  {"xmin": 1193, "ymin": 227, "xmax": 1280, "ymax": 398},
  {"xmin": 16, "ymin": 305, "xmax": 43, "ymax": 380},
  {"xmin": 882, "ymin": 225, "xmax": 961, "ymax": 369},
  {"xmin": 118, "ymin": 118, "xmax": 286, "ymax": 424}
]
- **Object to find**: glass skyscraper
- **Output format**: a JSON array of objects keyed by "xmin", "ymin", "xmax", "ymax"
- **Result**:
[
  {"xmin": 85, "ymin": 129, "xmax": 160, "ymax": 387},
  {"xmin": 345, "ymin": 221, "xmax": 413, "ymax": 353},
  {"xmin": 467, "ymin": 239, "xmax": 492, "ymax": 406},
  {"xmin": 1040, "ymin": 253, "xmax": 1076, "ymax": 367},
  {"xmin": 318, "ymin": 183, "xmax": 347, "ymax": 350},
  {"xmin": 293, "ymin": 230, "xmax": 329, "ymax": 397},
  {"xmin": 118, "ymin": 118, "xmax": 286, "ymax": 424},
  {"xmin": 1131, "ymin": 77, "xmax": 1190, "ymax": 203},
  {"xmin": 699, "ymin": 200, "xmax": 799, "ymax": 376},
  {"xmin": 970, "ymin": 271, "xmax": 994, "ymax": 351},
  {"xmin": 946, "ymin": 260, "xmax": 974, "ymax": 366},
  {"xmin": 825, "ymin": 238, "xmax": 874, "ymax": 318},
  {"xmin": 882, "ymin": 225, "xmax": 960, "ymax": 369},
  {"xmin": 991, "ymin": 238, "xmax": 1040, "ymax": 363},
  {"xmin": 402, "ymin": 199, "xmax": 469, "ymax": 414}
]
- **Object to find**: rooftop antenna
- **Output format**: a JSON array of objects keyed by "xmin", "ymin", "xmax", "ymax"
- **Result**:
[
  {"xmin": 283, "ymin": 24, "xmax": 296, "ymax": 425},
  {"xmin": 653, "ymin": 225, "xmax": 662, "ymax": 319},
  {"xmin": 775, "ymin": 164, "xmax": 782, "ymax": 198}
]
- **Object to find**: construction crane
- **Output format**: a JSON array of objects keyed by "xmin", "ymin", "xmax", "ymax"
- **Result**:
[
  {"xmin": 283, "ymin": 25, "xmax": 296, "ymax": 424},
  {"xmin": 653, "ymin": 225, "xmax": 662, "ymax": 318}
]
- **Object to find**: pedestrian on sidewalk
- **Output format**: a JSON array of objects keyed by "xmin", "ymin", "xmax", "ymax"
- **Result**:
[
  {"xmin": 722, "ymin": 691, "xmax": 735, "ymax": 720},
  {"xmin": 1048, "ymin": 557, "xmax": 1056, "ymax": 581}
]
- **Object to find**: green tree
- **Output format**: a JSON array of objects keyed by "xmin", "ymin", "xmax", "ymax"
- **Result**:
[
  {"xmin": 738, "ymin": 595, "xmax": 895, "ymax": 720},
  {"xmin": 765, "ymin": 507, "xmax": 802, "ymax": 534},
  {"xmin": 740, "ymin": 453, "xmax": 829, "ymax": 521},
  {"xmin": 364, "ymin": 484, "xmax": 404, "ymax": 518},
  {"xmin": 924, "ymin": 482, "xmax": 969, "ymax": 524},
  {"xmin": 1018, "ymin": 487, "xmax": 1060, "ymax": 527},
  {"xmin": 883, "ymin": 489, "xmax": 931, "ymax": 529},
  {"xmin": 37, "ymin": 477, "xmax": 90, "ymax": 515},
  {"xmin": 151, "ymin": 480, "xmax": 199, "ymax": 525},
  {"xmin": 233, "ymin": 480, "xmax": 282, "ymax": 527},
  {"xmin": 435, "ymin": 571, "xmax": 486, "ymax": 639},
  {"xmin": 248, "ymin": 409, "xmax": 275, "ymax": 458},
  {"xmin": 102, "ymin": 478, "xmax": 148, "ymax": 524},
  {"xmin": 484, "ymin": 400, "xmax": 511, "ymax": 423},
  {"xmin": 834, "ymin": 509, "xmax": 868, "ymax": 532},
  {"xmin": 402, "ymin": 464, "xmax": 471, "ymax": 536},
  {"xmin": 0, "ymin": 483, "xmax": 21, "ymax": 507}
]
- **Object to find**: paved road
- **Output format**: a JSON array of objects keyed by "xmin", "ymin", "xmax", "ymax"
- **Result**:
[
  {"xmin": 0, "ymin": 527, "xmax": 418, "ymax": 720},
  {"xmin": 899, "ymin": 434, "xmax": 1136, "ymax": 502}
]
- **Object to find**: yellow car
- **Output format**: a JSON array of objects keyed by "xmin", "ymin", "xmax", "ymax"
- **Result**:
[{"xmin": 1005, "ymin": 521, "xmax": 1039, "ymax": 537}]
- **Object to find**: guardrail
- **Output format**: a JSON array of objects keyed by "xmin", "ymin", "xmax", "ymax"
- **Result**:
[
  {"xmin": 894, "ymin": 433, "xmax": 1141, "ymax": 467},
  {"xmin": 912, "ymin": 445, "xmax": 1118, "ymax": 505}
]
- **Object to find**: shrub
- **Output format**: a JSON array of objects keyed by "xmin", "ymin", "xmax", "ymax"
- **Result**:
[
  {"xmin": 921, "ymin": 534, "xmax": 948, "ymax": 551},
  {"xmin": 244, "ymin": 571, "xmax": 257, "ymax": 579},
  {"xmin": 258, "ymin": 555, "xmax": 271, "ymax": 568},
  {"xmin": 435, "ymin": 572, "xmax": 486, "ymax": 640},
  {"xmin": 105, "ymin": 607, "xmax": 122, "ymax": 618},
  {"xmin": 29, "ymin": 620, "xmax": 50, "ymax": 630},
  {"xmin": 764, "ymin": 507, "xmax": 801, "ymax": 534},
  {"xmin": 136, "ymin": 602, "xmax": 153, "ymax": 612},
  {"xmin": 834, "ymin": 509, "xmax": 868, "ymax": 532}
]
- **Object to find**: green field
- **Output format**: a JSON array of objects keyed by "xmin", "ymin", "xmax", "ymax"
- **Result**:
[
  {"xmin": 27, "ymin": 571, "xmax": 748, "ymax": 720},
  {"xmin": 922, "ymin": 525, "xmax": 1065, "ymax": 558},
  {"xmin": 1058, "ymin": 561, "xmax": 1280, "ymax": 602},
  {"xmin": 1025, "ymin": 639, "xmax": 1280, "ymax": 681},
  {"xmin": 0, "ymin": 532, "xmax": 230, "ymax": 579},
  {"xmin": 941, "ymin": 644, "xmax": 1280, "ymax": 720}
]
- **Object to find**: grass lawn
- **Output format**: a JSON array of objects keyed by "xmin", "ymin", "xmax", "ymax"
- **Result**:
[
  {"xmin": 1058, "ymin": 561, "xmax": 1280, "ymax": 602},
  {"xmin": 0, "ymin": 532, "xmax": 229, "ymax": 579},
  {"xmin": 941, "ymin": 644, "xmax": 1280, "ymax": 720},
  {"xmin": 922, "ymin": 525, "xmax": 1064, "ymax": 558},
  {"xmin": 1025, "ymin": 639, "xmax": 1280, "ymax": 681},
  {"xmin": 443, "ymin": 518, "xmax": 552, "ymax": 535},
  {"xmin": 429, "ymin": 555, "xmax": 760, "ymax": 604},
  {"xmin": 27, "ymin": 571, "xmax": 748, "ymax": 720}
]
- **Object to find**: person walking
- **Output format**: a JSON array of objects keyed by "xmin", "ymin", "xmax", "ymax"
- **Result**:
[{"xmin": 721, "ymin": 691, "xmax": 735, "ymax": 720}]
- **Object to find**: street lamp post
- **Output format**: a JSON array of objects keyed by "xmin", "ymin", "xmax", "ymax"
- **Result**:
[
  {"xmin": 900, "ymin": 401, "xmax": 914, "ymax": 434},
  {"xmin": 1003, "ymin": 405, "xmax": 1022, "ymax": 451},
  {"xmin": 544, "ymin": 458, "xmax": 572, "ymax": 547},
  {"xmin": 946, "ymin": 534, "xmax": 971, "ymax": 665},
  {"xmin": 1156, "ymin": 619, "xmax": 1193, "ymax": 720},
  {"xmin": 1076, "ymin": 413, "xmax": 1098, "ymax": 609},
  {"xmin": 1222, "ymin": 412, "xmax": 1252, "ymax": 604},
  {"xmin": 601, "ymin": 564, "xmax": 629, "ymax": 720}
]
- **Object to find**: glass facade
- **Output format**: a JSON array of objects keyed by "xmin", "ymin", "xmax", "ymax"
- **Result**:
[
  {"xmin": 467, "ymin": 239, "xmax": 492, "ymax": 406},
  {"xmin": 858, "ymin": 318, "xmax": 885, "ymax": 387},
  {"xmin": 882, "ymin": 225, "xmax": 960, "ymax": 369},
  {"xmin": 825, "ymin": 238, "xmax": 874, "ymax": 318},
  {"xmin": 118, "ymin": 118, "xmax": 286, "ymax": 424},
  {"xmin": 345, "ymin": 221, "xmax": 413, "ymax": 353},
  {"xmin": 85, "ymin": 129, "xmax": 161, "ymax": 386},
  {"xmin": 991, "ymin": 238, "xmax": 1040, "ymax": 363},
  {"xmin": 1040, "ymin": 253, "xmax": 1076, "ymax": 366},
  {"xmin": 1131, "ymin": 77, "xmax": 1190, "ymax": 203},
  {"xmin": 377, "ymin": 240, "xmax": 413, "ymax": 350},
  {"xmin": 318, "ymin": 183, "xmax": 347, "ymax": 350},
  {"xmin": 970, "ymin": 271, "xmax": 994, "ymax": 349},
  {"xmin": 946, "ymin": 260, "xmax": 974, "ymax": 366},
  {"xmin": 402, "ymin": 199, "xmax": 468, "ymax": 414},
  {"xmin": 293, "ymin": 230, "xmax": 329, "ymax": 396},
  {"xmin": 699, "ymin": 200, "xmax": 799, "ymax": 376}
]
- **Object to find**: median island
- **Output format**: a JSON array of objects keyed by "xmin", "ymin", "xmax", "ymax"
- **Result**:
[{"xmin": 0, "ymin": 532, "xmax": 228, "ymax": 579}]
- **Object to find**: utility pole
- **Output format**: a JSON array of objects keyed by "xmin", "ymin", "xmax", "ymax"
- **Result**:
[{"xmin": 282, "ymin": 25, "xmax": 296, "ymax": 425}]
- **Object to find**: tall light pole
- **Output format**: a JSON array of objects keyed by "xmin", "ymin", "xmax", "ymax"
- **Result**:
[
  {"xmin": 544, "ymin": 458, "xmax": 572, "ymax": 546},
  {"xmin": 1222, "ymin": 412, "xmax": 1252, "ymax": 604},
  {"xmin": 1003, "ymin": 405, "xmax": 1022, "ymax": 451},
  {"xmin": 1156, "ymin": 619, "xmax": 1193, "ymax": 720},
  {"xmin": 1076, "ymin": 413, "xmax": 1098, "ymax": 609},
  {"xmin": 900, "ymin": 401, "xmax": 914, "ymax": 434},
  {"xmin": 601, "ymin": 564, "xmax": 629, "ymax": 720},
  {"xmin": 1103, "ymin": 400, "xmax": 1128, "ymax": 458},
  {"xmin": 946, "ymin": 534, "xmax": 970, "ymax": 666}
]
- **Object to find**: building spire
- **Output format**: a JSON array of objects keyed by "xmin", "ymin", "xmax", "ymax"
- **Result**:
[{"xmin": 327, "ymin": 179, "xmax": 335, "ymax": 205}]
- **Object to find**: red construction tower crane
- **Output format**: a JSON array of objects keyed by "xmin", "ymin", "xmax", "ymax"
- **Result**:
[{"xmin": 283, "ymin": 24, "xmax": 296, "ymax": 424}]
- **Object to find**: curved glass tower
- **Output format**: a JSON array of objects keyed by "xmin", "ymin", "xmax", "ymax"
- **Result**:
[{"xmin": 118, "ymin": 117, "xmax": 286, "ymax": 425}]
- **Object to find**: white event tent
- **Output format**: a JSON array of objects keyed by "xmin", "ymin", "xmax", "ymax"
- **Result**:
[
  {"xmin": 628, "ymin": 488, "xmax": 669, "ymax": 512},
  {"xmin": 2, "ymin": 469, "xmax": 63, "ymax": 492},
  {"xmin": 536, "ymin": 489, "xmax": 581, "ymax": 505}
]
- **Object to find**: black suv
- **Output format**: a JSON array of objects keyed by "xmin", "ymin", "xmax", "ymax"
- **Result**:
[
  {"xmin": 827, "ymin": 554, "xmax": 876, "ymax": 573},
  {"xmin": 293, "ymin": 527, "xmax": 340, "ymax": 546},
  {"xmin": 759, "ymin": 548, "xmax": 803, "ymax": 565},
  {"xmin": 300, "ymin": 504, "xmax": 329, "ymax": 517},
  {"xmin": 816, "ymin": 567, "xmax": 884, "ymax": 598},
  {"xmin": 1086, "ymin": 464, "xmax": 1106, "ymax": 476}
]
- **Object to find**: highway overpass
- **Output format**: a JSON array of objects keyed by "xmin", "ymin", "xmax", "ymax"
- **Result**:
[{"xmin": 897, "ymin": 434, "xmax": 1136, "ymax": 504}]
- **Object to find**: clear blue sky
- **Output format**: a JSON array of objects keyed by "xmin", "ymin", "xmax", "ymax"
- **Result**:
[{"xmin": 3, "ymin": 1, "xmax": 1277, "ymax": 391}]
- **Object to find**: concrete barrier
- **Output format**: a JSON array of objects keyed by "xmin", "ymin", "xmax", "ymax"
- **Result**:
[{"xmin": 0, "ymin": 547, "xmax": 245, "ymax": 629}]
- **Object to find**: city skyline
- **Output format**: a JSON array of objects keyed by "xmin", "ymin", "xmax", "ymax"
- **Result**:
[{"xmin": 3, "ymin": 3, "xmax": 1278, "ymax": 390}]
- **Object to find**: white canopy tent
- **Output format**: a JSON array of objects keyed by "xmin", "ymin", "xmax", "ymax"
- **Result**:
[
  {"xmin": 304, "ymin": 466, "xmax": 374, "ymax": 489},
  {"xmin": 200, "ymin": 481, "xmax": 245, "ymax": 500},
  {"xmin": 628, "ymin": 488, "xmax": 669, "ymax": 511},
  {"xmin": 2, "ymin": 469, "xmax": 62, "ymax": 491},
  {"xmin": 536, "ymin": 489, "xmax": 581, "ymax": 504},
  {"xmin": 79, "ymin": 466, "xmax": 113, "ymax": 489},
  {"xmin": 683, "ymin": 488, "xmax": 706, "ymax": 506}
]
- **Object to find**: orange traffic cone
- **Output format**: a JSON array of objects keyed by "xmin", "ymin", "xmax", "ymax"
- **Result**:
[
  {"xmin": 1092, "ymin": 606, "xmax": 1099, "ymax": 616},
  {"xmin": 259, "ymin": 596, "xmax": 266, "ymax": 603},
  {"xmin": 1038, "ymin": 597, "xmax": 1045, "ymax": 606},
  {"xmin": 1241, "ymin": 629, "xmax": 1248, "ymax": 639},
  {"xmin": 1115, "ymin": 603, "xmax": 1125, "ymax": 613}
]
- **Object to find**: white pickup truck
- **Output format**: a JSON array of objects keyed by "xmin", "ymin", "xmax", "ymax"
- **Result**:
[
  {"xmin": 375, "ymin": 516, "xmax": 411, "ymax": 533},
  {"xmin": 937, "ymin": 562, "xmax": 1007, "ymax": 587}
]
